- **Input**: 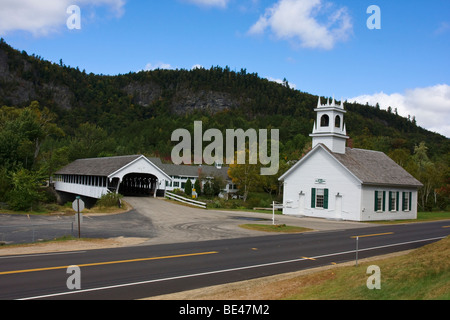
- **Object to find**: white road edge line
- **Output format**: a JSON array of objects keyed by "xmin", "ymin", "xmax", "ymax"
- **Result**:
[
  {"xmin": 18, "ymin": 236, "xmax": 446, "ymax": 300},
  {"xmin": 0, "ymin": 251, "xmax": 87, "ymax": 260}
]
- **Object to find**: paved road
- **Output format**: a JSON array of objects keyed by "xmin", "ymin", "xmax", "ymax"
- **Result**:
[{"xmin": 0, "ymin": 220, "xmax": 448, "ymax": 300}]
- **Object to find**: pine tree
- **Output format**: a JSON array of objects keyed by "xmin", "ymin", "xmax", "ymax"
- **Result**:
[
  {"xmin": 194, "ymin": 179, "xmax": 202, "ymax": 196},
  {"xmin": 184, "ymin": 179, "xmax": 192, "ymax": 196}
]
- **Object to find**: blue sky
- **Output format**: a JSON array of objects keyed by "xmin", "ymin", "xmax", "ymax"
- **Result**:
[{"xmin": 0, "ymin": 0, "xmax": 449, "ymax": 137}]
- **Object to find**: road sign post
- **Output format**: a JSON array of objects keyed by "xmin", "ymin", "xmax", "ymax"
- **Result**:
[
  {"xmin": 272, "ymin": 201, "xmax": 275, "ymax": 225},
  {"xmin": 72, "ymin": 197, "xmax": 85, "ymax": 238},
  {"xmin": 271, "ymin": 202, "xmax": 284, "ymax": 225},
  {"xmin": 355, "ymin": 236, "xmax": 359, "ymax": 266}
]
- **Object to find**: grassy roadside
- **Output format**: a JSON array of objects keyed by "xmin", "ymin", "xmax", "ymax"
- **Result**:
[
  {"xmin": 283, "ymin": 236, "xmax": 450, "ymax": 300},
  {"xmin": 150, "ymin": 236, "xmax": 450, "ymax": 300},
  {"xmin": 239, "ymin": 224, "xmax": 313, "ymax": 233},
  {"xmin": 368, "ymin": 211, "xmax": 450, "ymax": 224}
]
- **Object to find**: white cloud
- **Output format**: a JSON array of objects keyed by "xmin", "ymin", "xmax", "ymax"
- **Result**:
[
  {"xmin": 0, "ymin": 0, "xmax": 126, "ymax": 36},
  {"xmin": 183, "ymin": 0, "xmax": 230, "ymax": 8},
  {"xmin": 143, "ymin": 62, "xmax": 174, "ymax": 71},
  {"xmin": 191, "ymin": 64, "xmax": 204, "ymax": 70},
  {"xmin": 347, "ymin": 84, "xmax": 450, "ymax": 138},
  {"xmin": 434, "ymin": 21, "xmax": 450, "ymax": 36},
  {"xmin": 248, "ymin": 0, "xmax": 352, "ymax": 50},
  {"xmin": 267, "ymin": 77, "xmax": 297, "ymax": 89}
]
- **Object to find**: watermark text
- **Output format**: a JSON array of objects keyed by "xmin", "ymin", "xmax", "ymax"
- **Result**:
[{"xmin": 171, "ymin": 121, "xmax": 279, "ymax": 176}]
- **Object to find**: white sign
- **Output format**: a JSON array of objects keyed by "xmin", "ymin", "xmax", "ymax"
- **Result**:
[
  {"xmin": 73, "ymin": 198, "xmax": 84, "ymax": 225},
  {"xmin": 72, "ymin": 198, "xmax": 85, "ymax": 212}
]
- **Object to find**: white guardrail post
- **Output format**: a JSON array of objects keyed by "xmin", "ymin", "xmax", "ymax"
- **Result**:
[{"xmin": 165, "ymin": 191, "xmax": 207, "ymax": 209}]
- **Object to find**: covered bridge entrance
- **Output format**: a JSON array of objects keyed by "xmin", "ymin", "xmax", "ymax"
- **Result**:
[
  {"xmin": 54, "ymin": 155, "xmax": 172, "ymax": 203},
  {"xmin": 118, "ymin": 173, "xmax": 158, "ymax": 196}
]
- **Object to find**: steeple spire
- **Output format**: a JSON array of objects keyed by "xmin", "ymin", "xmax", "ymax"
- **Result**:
[{"xmin": 310, "ymin": 93, "xmax": 349, "ymax": 154}]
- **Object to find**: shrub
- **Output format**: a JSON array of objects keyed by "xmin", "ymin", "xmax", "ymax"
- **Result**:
[
  {"xmin": 7, "ymin": 168, "xmax": 43, "ymax": 211},
  {"xmin": 97, "ymin": 193, "xmax": 123, "ymax": 208}
]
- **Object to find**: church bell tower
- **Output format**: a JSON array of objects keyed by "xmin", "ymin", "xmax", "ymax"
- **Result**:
[{"xmin": 310, "ymin": 97, "xmax": 349, "ymax": 154}]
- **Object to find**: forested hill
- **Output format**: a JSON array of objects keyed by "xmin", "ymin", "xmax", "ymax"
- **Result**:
[{"xmin": 0, "ymin": 39, "xmax": 448, "ymax": 163}]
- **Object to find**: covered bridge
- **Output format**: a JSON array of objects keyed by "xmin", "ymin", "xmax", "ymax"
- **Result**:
[{"xmin": 53, "ymin": 155, "xmax": 172, "ymax": 204}]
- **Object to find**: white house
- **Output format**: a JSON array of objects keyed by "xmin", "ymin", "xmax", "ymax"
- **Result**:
[
  {"xmin": 147, "ymin": 158, "xmax": 238, "ymax": 195},
  {"xmin": 279, "ymin": 97, "xmax": 423, "ymax": 221}
]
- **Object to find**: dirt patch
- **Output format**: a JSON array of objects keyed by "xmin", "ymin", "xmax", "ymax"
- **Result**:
[{"xmin": 0, "ymin": 237, "xmax": 149, "ymax": 256}]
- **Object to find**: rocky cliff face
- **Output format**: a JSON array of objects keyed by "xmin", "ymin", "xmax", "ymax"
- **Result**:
[
  {"xmin": 0, "ymin": 48, "xmax": 75, "ymax": 109},
  {"xmin": 122, "ymin": 79, "xmax": 240, "ymax": 115},
  {"xmin": 122, "ymin": 81, "xmax": 162, "ymax": 107},
  {"xmin": 0, "ymin": 49, "xmax": 37, "ymax": 106},
  {"xmin": 170, "ymin": 88, "xmax": 239, "ymax": 115},
  {"xmin": 0, "ymin": 44, "xmax": 239, "ymax": 115}
]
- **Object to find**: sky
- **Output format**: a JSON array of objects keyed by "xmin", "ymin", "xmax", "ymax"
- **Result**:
[{"xmin": 0, "ymin": 0, "xmax": 449, "ymax": 137}]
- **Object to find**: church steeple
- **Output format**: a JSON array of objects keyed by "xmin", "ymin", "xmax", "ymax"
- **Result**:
[{"xmin": 310, "ymin": 96, "xmax": 349, "ymax": 154}]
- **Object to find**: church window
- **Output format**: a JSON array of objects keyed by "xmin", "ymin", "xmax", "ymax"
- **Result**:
[
  {"xmin": 320, "ymin": 115, "xmax": 329, "ymax": 127},
  {"xmin": 402, "ymin": 192, "xmax": 412, "ymax": 211},
  {"xmin": 374, "ymin": 191, "xmax": 385, "ymax": 211},
  {"xmin": 389, "ymin": 191, "xmax": 399, "ymax": 211},
  {"xmin": 335, "ymin": 115, "xmax": 341, "ymax": 128},
  {"xmin": 311, "ymin": 188, "xmax": 328, "ymax": 209}
]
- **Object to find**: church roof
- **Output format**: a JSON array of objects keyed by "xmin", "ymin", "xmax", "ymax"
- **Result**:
[
  {"xmin": 330, "ymin": 146, "xmax": 423, "ymax": 187},
  {"xmin": 279, "ymin": 144, "xmax": 423, "ymax": 188}
]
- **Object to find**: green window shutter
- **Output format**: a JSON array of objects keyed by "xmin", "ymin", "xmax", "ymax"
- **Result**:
[
  {"xmin": 324, "ymin": 189, "xmax": 329, "ymax": 209},
  {"xmin": 409, "ymin": 192, "xmax": 412, "ymax": 211},
  {"xmin": 382, "ymin": 191, "xmax": 386, "ymax": 211},
  {"xmin": 388, "ymin": 191, "xmax": 392, "ymax": 211},
  {"xmin": 311, "ymin": 188, "xmax": 316, "ymax": 208},
  {"xmin": 374, "ymin": 191, "xmax": 379, "ymax": 211},
  {"xmin": 396, "ymin": 192, "xmax": 399, "ymax": 211}
]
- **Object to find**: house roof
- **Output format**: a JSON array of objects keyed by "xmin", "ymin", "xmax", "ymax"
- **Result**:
[
  {"xmin": 147, "ymin": 157, "xmax": 230, "ymax": 180},
  {"xmin": 280, "ymin": 144, "xmax": 423, "ymax": 188}
]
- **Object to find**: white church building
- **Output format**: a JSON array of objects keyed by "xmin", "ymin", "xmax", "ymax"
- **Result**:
[{"xmin": 279, "ymin": 98, "xmax": 423, "ymax": 221}]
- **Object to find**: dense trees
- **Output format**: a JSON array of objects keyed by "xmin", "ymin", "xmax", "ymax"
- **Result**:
[{"xmin": 0, "ymin": 102, "xmax": 63, "ymax": 209}]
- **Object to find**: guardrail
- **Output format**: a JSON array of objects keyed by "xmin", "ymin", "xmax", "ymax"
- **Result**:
[{"xmin": 165, "ymin": 191, "xmax": 207, "ymax": 209}]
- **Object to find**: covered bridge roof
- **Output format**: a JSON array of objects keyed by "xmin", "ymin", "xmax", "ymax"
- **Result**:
[
  {"xmin": 55, "ymin": 155, "xmax": 143, "ymax": 177},
  {"xmin": 55, "ymin": 155, "xmax": 230, "ymax": 181}
]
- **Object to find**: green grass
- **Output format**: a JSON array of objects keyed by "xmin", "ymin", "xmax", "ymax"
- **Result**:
[
  {"xmin": 283, "ymin": 236, "xmax": 450, "ymax": 300},
  {"xmin": 239, "ymin": 224, "xmax": 313, "ymax": 233},
  {"xmin": 372, "ymin": 211, "xmax": 450, "ymax": 224}
]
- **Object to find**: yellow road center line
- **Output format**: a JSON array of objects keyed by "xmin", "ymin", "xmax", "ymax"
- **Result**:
[
  {"xmin": 301, "ymin": 256, "xmax": 316, "ymax": 261},
  {"xmin": 442, "ymin": 226, "xmax": 450, "ymax": 228},
  {"xmin": 0, "ymin": 251, "xmax": 219, "ymax": 276},
  {"xmin": 351, "ymin": 232, "xmax": 394, "ymax": 238}
]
